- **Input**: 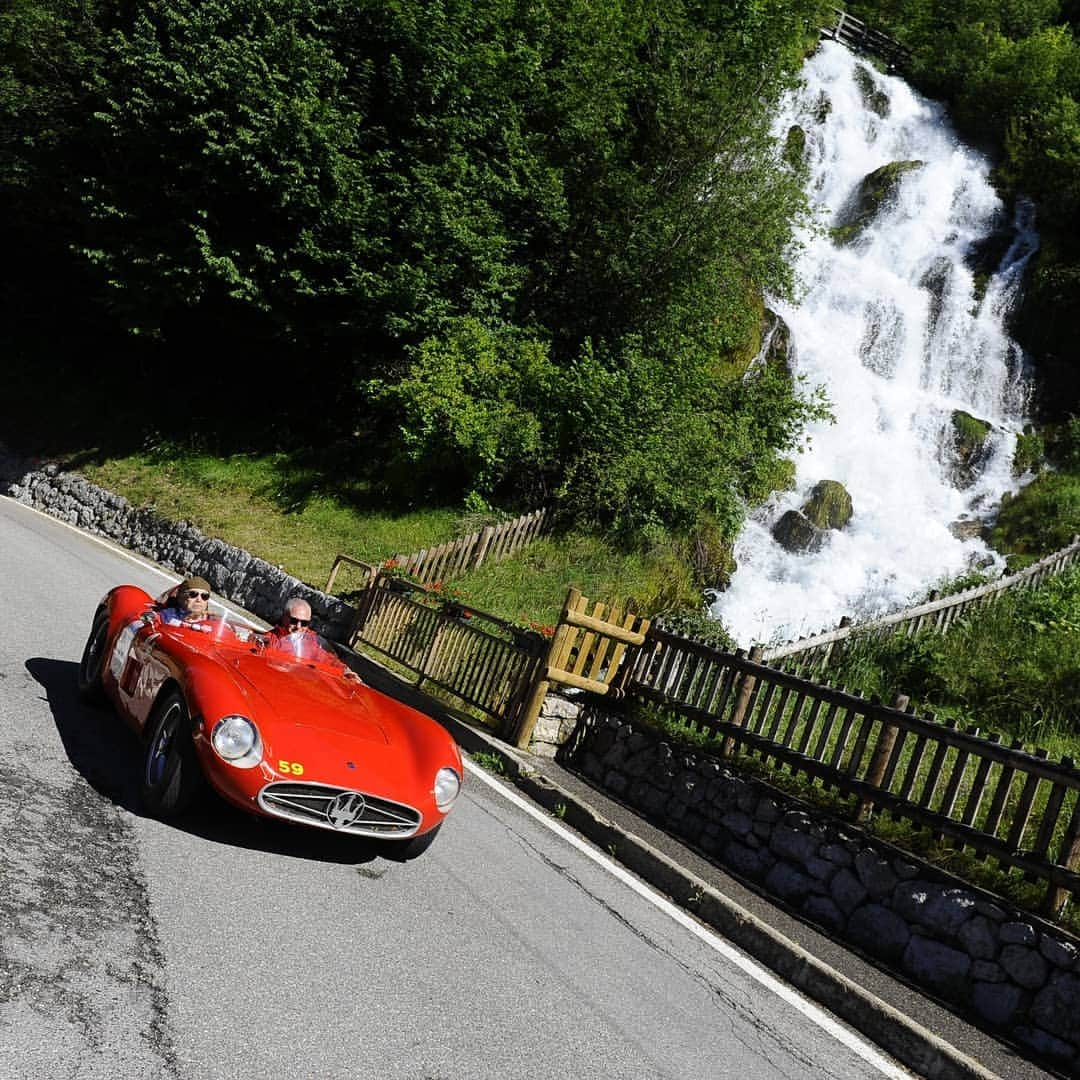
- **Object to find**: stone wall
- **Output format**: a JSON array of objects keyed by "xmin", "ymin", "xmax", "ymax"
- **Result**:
[
  {"xmin": 566, "ymin": 707, "xmax": 1080, "ymax": 1073},
  {"xmin": 1, "ymin": 453, "xmax": 355, "ymax": 640}
]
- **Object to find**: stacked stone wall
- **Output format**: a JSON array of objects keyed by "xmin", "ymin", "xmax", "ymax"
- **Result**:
[
  {"xmin": 567, "ymin": 706, "xmax": 1080, "ymax": 1072},
  {"xmin": 1, "ymin": 454, "xmax": 354, "ymax": 639}
]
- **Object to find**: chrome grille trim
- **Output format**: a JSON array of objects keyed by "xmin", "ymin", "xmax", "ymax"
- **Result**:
[{"xmin": 258, "ymin": 781, "xmax": 422, "ymax": 837}]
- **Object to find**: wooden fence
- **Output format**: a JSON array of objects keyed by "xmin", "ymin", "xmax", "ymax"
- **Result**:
[
  {"xmin": 388, "ymin": 508, "xmax": 549, "ymax": 587},
  {"xmin": 349, "ymin": 573, "xmax": 548, "ymax": 734},
  {"xmin": 628, "ymin": 629, "xmax": 1080, "ymax": 915},
  {"xmin": 821, "ymin": 7, "xmax": 911, "ymax": 69},
  {"xmin": 763, "ymin": 534, "xmax": 1080, "ymax": 672}
]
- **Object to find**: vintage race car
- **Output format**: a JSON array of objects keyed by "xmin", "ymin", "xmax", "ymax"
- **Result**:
[{"xmin": 77, "ymin": 585, "xmax": 463, "ymax": 857}]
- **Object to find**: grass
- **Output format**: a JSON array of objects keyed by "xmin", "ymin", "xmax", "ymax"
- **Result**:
[
  {"xmin": 73, "ymin": 445, "xmax": 700, "ymax": 625},
  {"xmin": 470, "ymin": 751, "xmax": 507, "ymax": 775},
  {"xmin": 80, "ymin": 447, "xmax": 469, "ymax": 590}
]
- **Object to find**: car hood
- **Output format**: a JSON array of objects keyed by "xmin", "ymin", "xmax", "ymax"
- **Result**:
[{"xmin": 217, "ymin": 650, "xmax": 391, "ymax": 744}]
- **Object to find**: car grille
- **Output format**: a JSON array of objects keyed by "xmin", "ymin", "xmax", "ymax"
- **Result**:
[{"xmin": 258, "ymin": 781, "xmax": 422, "ymax": 837}]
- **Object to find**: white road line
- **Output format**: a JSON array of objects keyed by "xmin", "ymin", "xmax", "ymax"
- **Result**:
[
  {"xmin": 463, "ymin": 758, "xmax": 915, "ymax": 1079},
  {"xmin": 3, "ymin": 496, "xmax": 265, "ymax": 627}
]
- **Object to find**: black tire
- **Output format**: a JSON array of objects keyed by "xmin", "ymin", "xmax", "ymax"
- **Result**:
[
  {"xmin": 387, "ymin": 822, "xmax": 442, "ymax": 861},
  {"xmin": 141, "ymin": 688, "xmax": 204, "ymax": 818},
  {"xmin": 77, "ymin": 608, "xmax": 110, "ymax": 704}
]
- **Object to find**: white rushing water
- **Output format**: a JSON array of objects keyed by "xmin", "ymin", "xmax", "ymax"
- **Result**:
[{"xmin": 713, "ymin": 41, "xmax": 1038, "ymax": 646}]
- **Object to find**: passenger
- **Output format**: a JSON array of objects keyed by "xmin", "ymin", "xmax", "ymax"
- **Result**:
[{"xmin": 264, "ymin": 596, "xmax": 362, "ymax": 682}]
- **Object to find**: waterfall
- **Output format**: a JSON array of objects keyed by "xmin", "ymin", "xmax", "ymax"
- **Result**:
[{"xmin": 712, "ymin": 41, "xmax": 1037, "ymax": 646}]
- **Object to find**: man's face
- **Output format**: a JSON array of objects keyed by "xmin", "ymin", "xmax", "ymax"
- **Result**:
[
  {"xmin": 282, "ymin": 603, "xmax": 313, "ymax": 633},
  {"xmin": 182, "ymin": 588, "xmax": 210, "ymax": 618}
]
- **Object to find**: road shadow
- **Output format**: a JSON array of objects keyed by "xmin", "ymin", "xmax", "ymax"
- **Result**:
[{"xmin": 26, "ymin": 658, "xmax": 386, "ymax": 867}]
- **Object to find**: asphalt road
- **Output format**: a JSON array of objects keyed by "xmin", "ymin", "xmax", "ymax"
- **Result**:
[{"xmin": 0, "ymin": 495, "xmax": 915, "ymax": 1080}]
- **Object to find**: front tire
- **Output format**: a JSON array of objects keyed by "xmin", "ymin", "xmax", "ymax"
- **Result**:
[
  {"xmin": 386, "ymin": 822, "xmax": 442, "ymax": 860},
  {"xmin": 141, "ymin": 688, "xmax": 204, "ymax": 817},
  {"xmin": 77, "ymin": 608, "xmax": 109, "ymax": 704}
]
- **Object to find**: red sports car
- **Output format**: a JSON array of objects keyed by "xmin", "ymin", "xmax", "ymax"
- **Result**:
[{"xmin": 77, "ymin": 585, "xmax": 463, "ymax": 857}]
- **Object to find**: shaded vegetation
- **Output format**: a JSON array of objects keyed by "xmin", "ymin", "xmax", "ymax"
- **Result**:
[{"xmin": 0, "ymin": 0, "xmax": 827, "ymax": 556}]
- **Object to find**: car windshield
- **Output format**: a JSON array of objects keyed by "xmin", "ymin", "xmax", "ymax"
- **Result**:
[{"xmin": 264, "ymin": 629, "xmax": 337, "ymax": 664}]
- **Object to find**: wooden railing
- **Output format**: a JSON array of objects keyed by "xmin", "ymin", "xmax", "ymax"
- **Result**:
[
  {"xmin": 821, "ymin": 7, "xmax": 911, "ymax": 69},
  {"xmin": 394, "ymin": 509, "xmax": 549, "ymax": 586},
  {"xmin": 325, "ymin": 510, "xmax": 549, "ymax": 594},
  {"xmin": 349, "ymin": 573, "xmax": 547, "ymax": 735},
  {"xmin": 763, "ymin": 535, "xmax": 1080, "ymax": 672},
  {"xmin": 627, "ymin": 629, "xmax": 1080, "ymax": 915}
]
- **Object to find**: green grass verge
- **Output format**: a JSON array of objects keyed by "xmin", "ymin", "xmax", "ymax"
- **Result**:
[{"xmin": 75, "ymin": 446, "xmax": 701, "ymax": 624}]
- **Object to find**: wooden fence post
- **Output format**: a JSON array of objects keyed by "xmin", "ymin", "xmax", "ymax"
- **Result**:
[
  {"xmin": 473, "ymin": 525, "xmax": 497, "ymax": 570},
  {"xmin": 508, "ymin": 587, "xmax": 579, "ymax": 749},
  {"xmin": 722, "ymin": 646, "xmax": 762, "ymax": 758},
  {"xmin": 856, "ymin": 693, "xmax": 909, "ymax": 821}
]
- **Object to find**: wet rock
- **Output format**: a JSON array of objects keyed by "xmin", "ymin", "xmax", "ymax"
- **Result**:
[
  {"xmin": 832, "ymin": 160, "xmax": 924, "ymax": 246},
  {"xmin": 854, "ymin": 65, "xmax": 890, "ymax": 118},
  {"xmin": 951, "ymin": 410, "xmax": 993, "ymax": 488},
  {"xmin": 772, "ymin": 509, "xmax": 827, "ymax": 553},
  {"xmin": 801, "ymin": 480, "xmax": 853, "ymax": 531}
]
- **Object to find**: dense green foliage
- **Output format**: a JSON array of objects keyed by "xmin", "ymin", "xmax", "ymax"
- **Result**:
[
  {"xmin": 832, "ymin": 567, "xmax": 1080, "ymax": 741},
  {"xmin": 1, "ymin": 0, "xmax": 827, "ymax": 549}
]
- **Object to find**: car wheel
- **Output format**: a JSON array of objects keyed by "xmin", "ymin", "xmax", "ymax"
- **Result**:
[
  {"xmin": 77, "ymin": 608, "xmax": 110, "ymax": 704},
  {"xmin": 141, "ymin": 688, "xmax": 204, "ymax": 818},
  {"xmin": 387, "ymin": 822, "xmax": 442, "ymax": 860}
]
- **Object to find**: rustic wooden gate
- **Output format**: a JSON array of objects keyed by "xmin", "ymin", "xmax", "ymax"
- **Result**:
[{"xmin": 510, "ymin": 587, "xmax": 650, "ymax": 748}]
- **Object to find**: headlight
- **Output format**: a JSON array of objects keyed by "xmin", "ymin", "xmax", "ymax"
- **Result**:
[
  {"xmin": 211, "ymin": 715, "xmax": 262, "ymax": 768},
  {"xmin": 434, "ymin": 767, "xmax": 462, "ymax": 811}
]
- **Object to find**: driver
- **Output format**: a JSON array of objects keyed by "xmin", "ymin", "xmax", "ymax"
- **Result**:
[
  {"xmin": 264, "ymin": 597, "xmax": 362, "ymax": 683},
  {"xmin": 157, "ymin": 577, "xmax": 216, "ymax": 630}
]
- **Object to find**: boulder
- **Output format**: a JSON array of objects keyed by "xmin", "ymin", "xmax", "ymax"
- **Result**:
[
  {"xmin": 801, "ymin": 480, "xmax": 853, "ymax": 531},
  {"xmin": 772, "ymin": 509, "xmax": 826, "ymax": 553},
  {"xmin": 951, "ymin": 410, "xmax": 993, "ymax": 487},
  {"xmin": 761, "ymin": 308, "xmax": 795, "ymax": 374},
  {"xmin": 853, "ymin": 64, "xmax": 890, "ymax": 118},
  {"xmin": 832, "ymin": 160, "xmax": 924, "ymax": 246},
  {"xmin": 919, "ymin": 256, "xmax": 952, "ymax": 339}
]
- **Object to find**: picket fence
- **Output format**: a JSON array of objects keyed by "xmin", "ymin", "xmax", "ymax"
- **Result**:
[{"xmin": 821, "ymin": 7, "xmax": 911, "ymax": 69}]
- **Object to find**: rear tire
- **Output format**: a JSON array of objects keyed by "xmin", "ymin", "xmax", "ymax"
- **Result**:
[
  {"xmin": 141, "ymin": 688, "xmax": 204, "ymax": 817},
  {"xmin": 77, "ymin": 608, "xmax": 109, "ymax": 704}
]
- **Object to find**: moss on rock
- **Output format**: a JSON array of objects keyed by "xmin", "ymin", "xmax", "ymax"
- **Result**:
[
  {"xmin": 772, "ymin": 509, "xmax": 827, "ymax": 553},
  {"xmin": 801, "ymin": 479, "xmax": 853, "ymax": 530},
  {"xmin": 831, "ymin": 160, "xmax": 924, "ymax": 246},
  {"xmin": 854, "ymin": 65, "xmax": 890, "ymax": 118}
]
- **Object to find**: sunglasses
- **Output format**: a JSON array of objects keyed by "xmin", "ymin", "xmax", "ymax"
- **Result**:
[
  {"xmin": 186, "ymin": 591, "xmax": 211, "ymax": 601},
  {"xmin": 287, "ymin": 617, "xmax": 311, "ymax": 627}
]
